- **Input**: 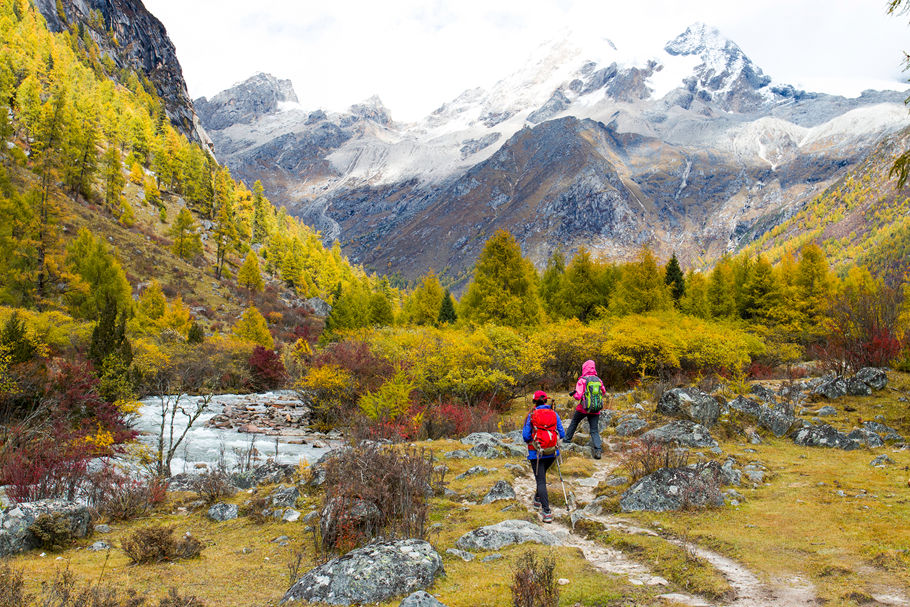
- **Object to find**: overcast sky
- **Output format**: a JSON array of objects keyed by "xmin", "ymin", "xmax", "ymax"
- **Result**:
[{"xmin": 144, "ymin": 0, "xmax": 910, "ymax": 122}]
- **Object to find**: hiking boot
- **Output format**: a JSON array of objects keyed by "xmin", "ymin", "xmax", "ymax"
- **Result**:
[
  {"xmin": 592, "ymin": 447, "xmax": 602, "ymax": 460},
  {"xmin": 541, "ymin": 511, "xmax": 553, "ymax": 523},
  {"xmin": 532, "ymin": 498, "xmax": 542, "ymax": 510}
]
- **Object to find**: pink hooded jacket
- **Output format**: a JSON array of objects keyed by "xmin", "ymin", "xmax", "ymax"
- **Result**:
[{"xmin": 572, "ymin": 359, "xmax": 607, "ymax": 414}]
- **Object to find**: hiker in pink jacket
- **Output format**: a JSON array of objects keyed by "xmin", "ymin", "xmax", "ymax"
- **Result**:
[{"xmin": 565, "ymin": 359, "xmax": 608, "ymax": 459}]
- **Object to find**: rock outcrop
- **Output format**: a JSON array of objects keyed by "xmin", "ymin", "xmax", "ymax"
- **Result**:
[
  {"xmin": 282, "ymin": 539, "xmax": 443, "ymax": 605},
  {"xmin": 455, "ymin": 519, "xmax": 559, "ymax": 551},
  {"xmin": 619, "ymin": 466, "xmax": 725, "ymax": 512},
  {"xmin": 642, "ymin": 420, "xmax": 718, "ymax": 448},
  {"xmin": 0, "ymin": 500, "xmax": 92, "ymax": 556},
  {"xmin": 792, "ymin": 424, "xmax": 860, "ymax": 450},
  {"xmin": 728, "ymin": 396, "xmax": 796, "ymax": 437},
  {"xmin": 657, "ymin": 388, "xmax": 720, "ymax": 427}
]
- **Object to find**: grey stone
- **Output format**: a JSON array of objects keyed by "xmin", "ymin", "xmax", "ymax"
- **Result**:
[
  {"xmin": 303, "ymin": 510, "xmax": 320, "ymax": 523},
  {"xmin": 455, "ymin": 519, "xmax": 559, "ymax": 551},
  {"xmin": 282, "ymin": 509, "xmax": 301, "ymax": 523},
  {"xmin": 307, "ymin": 466, "xmax": 327, "ymax": 488},
  {"xmin": 399, "ymin": 591, "xmax": 448, "ymax": 607},
  {"xmin": 443, "ymin": 489, "xmax": 460, "ymax": 500},
  {"xmin": 444, "ymin": 450, "xmax": 472, "ymax": 459},
  {"xmin": 320, "ymin": 498, "xmax": 381, "ymax": 548},
  {"xmin": 862, "ymin": 421, "xmax": 905, "ymax": 443},
  {"xmin": 814, "ymin": 406, "xmax": 837, "ymax": 417},
  {"xmin": 445, "ymin": 548, "xmax": 474, "ymax": 561},
  {"xmin": 269, "ymin": 486, "xmax": 300, "ymax": 508},
  {"xmin": 232, "ymin": 461, "xmax": 297, "ymax": 489},
  {"xmin": 455, "ymin": 466, "xmax": 491, "ymax": 480},
  {"xmin": 792, "ymin": 424, "xmax": 860, "ymax": 450},
  {"xmin": 604, "ymin": 475, "xmax": 629, "ymax": 487},
  {"xmin": 851, "ymin": 367, "xmax": 888, "ymax": 392},
  {"xmin": 729, "ymin": 396, "xmax": 796, "ymax": 437},
  {"xmin": 282, "ymin": 539, "xmax": 444, "ymax": 605},
  {"xmin": 743, "ymin": 465, "xmax": 765, "ymax": 484},
  {"xmin": 207, "ymin": 502, "xmax": 239, "ymax": 522},
  {"xmin": 481, "ymin": 481, "xmax": 516, "ymax": 504},
  {"xmin": 272, "ymin": 535, "xmax": 291, "ymax": 543},
  {"xmin": 847, "ymin": 428, "xmax": 885, "ymax": 448},
  {"xmin": 94, "ymin": 524, "xmax": 112, "ymax": 534},
  {"xmin": 619, "ymin": 466, "xmax": 724, "ymax": 512},
  {"xmin": 747, "ymin": 430, "xmax": 763, "ymax": 445},
  {"xmin": 0, "ymin": 500, "xmax": 92, "ymax": 556},
  {"xmin": 657, "ymin": 388, "xmax": 721, "ymax": 427},
  {"xmin": 870, "ymin": 454, "xmax": 895, "ymax": 467},
  {"xmin": 643, "ymin": 420, "xmax": 718, "ymax": 448},
  {"xmin": 749, "ymin": 384, "xmax": 778, "ymax": 403},
  {"xmin": 583, "ymin": 496, "xmax": 610, "ymax": 515},
  {"xmin": 469, "ymin": 443, "xmax": 503, "ymax": 459},
  {"xmin": 504, "ymin": 463, "xmax": 526, "ymax": 474},
  {"xmin": 720, "ymin": 459, "xmax": 741, "ymax": 486},
  {"xmin": 461, "ymin": 432, "xmax": 500, "ymax": 446},
  {"xmin": 812, "ymin": 376, "xmax": 847, "ymax": 400},
  {"xmin": 88, "ymin": 540, "xmax": 111, "ymax": 551},
  {"xmin": 482, "ymin": 553, "xmax": 504, "ymax": 563},
  {"xmin": 614, "ymin": 417, "xmax": 648, "ymax": 437}
]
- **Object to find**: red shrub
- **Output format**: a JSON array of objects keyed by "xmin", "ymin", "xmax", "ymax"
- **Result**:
[
  {"xmin": 248, "ymin": 346, "xmax": 288, "ymax": 391},
  {"xmin": 1, "ymin": 435, "xmax": 94, "ymax": 503},
  {"xmin": 313, "ymin": 340, "xmax": 394, "ymax": 392},
  {"xmin": 420, "ymin": 401, "xmax": 499, "ymax": 439},
  {"xmin": 747, "ymin": 362, "xmax": 775, "ymax": 380}
]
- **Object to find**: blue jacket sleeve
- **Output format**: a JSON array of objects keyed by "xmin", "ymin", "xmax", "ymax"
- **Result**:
[
  {"xmin": 522, "ymin": 414, "xmax": 532, "ymax": 443},
  {"xmin": 557, "ymin": 414, "xmax": 566, "ymax": 439}
]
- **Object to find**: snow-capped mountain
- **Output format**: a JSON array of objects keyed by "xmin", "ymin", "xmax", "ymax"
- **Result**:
[{"xmin": 196, "ymin": 23, "xmax": 909, "ymax": 284}]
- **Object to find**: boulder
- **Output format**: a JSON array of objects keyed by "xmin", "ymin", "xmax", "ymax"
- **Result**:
[
  {"xmin": 445, "ymin": 548, "xmax": 474, "ymax": 561},
  {"xmin": 320, "ymin": 498, "xmax": 381, "ymax": 549},
  {"xmin": 643, "ymin": 420, "xmax": 717, "ymax": 448},
  {"xmin": 728, "ymin": 396, "xmax": 795, "ymax": 437},
  {"xmin": 269, "ymin": 486, "xmax": 300, "ymax": 508},
  {"xmin": 207, "ymin": 502, "xmax": 238, "ymax": 522},
  {"xmin": 749, "ymin": 384, "xmax": 777, "ymax": 403},
  {"xmin": 862, "ymin": 421, "xmax": 905, "ymax": 443},
  {"xmin": 846, "ymin": 428, "xmax": 884, "ymax": 448},
  {"xmin": 443, "ymin": 450, "xmax": 472, "ymax": 460},
  {"xmin": 870, "ymin": 454, "xmax": 895, "ymax": 467},
  {"xmin": 469, "ymin": 443, "xmax": 502, "ymax": 459},
  {"xmin": 400, "ymin": 591, "xmax": 448, "ymax": 607},
  {"xmin": 481, "ymin": 481, "xmax": 515, "ymax": 504},
  {"xmin": 461, "ymin": 433, "xmax": 500, "ymax": 447},
  {"xmin": 88, "ymin": 540, "xmax": 111, "ymax": 551},
  {"xmin": 232, "ymin": 461, "xmax": 297, "ymax": 489},
  {"xmin": 454, "ymin": 466, "xmax": 491, "ymax": 480},
  {"xmin": 792, "ymin": 424, "xmax": 860, "ymax": 450},
  {"xmin": 0, "ymin": 500, "xmax": 92, "ymax": 556},
  {"xmin": 619, "ymin": 467, "xmax": 724, "ymax": 512},
  {"xmin": 615, "ymin": 416, "xmax": 648, "ymax": 437},
  {"xmin": 657, "ymin": 388, "xmax": 720, "ymax": 427},
  {"xmin": 719, "ymin": 459, "xmax": 741, "ymax": 486},
  {"xmin": 849, "ymin": 367, "xmax": 888, "ymax": 393},
  {"xmin": 455, "ymin": 519, "xmax": 559, "ymax": 551},
  {"xmin": 814, "ymin": 406, "xmax": 837, "ymax": 417},
  {"xmin": 811, "ymin": 376, "xmax": 847, "ymax": 400},
  {"xmin": 166, "ymin": 473, "xmax": 202, "ymax": 492},
  {"xmin": 282, "ymin": 539, "xmax": 443, "ymax": 605}
]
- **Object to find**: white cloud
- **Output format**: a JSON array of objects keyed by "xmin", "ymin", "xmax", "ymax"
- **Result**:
[{"xmin": 144, "ymin": 0, "xmax": 910, "ymax": 121}]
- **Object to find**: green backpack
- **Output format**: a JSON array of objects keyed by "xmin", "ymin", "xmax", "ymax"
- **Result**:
[{"xmin": 583, "ymin": 377, "xmax": 604, "ymax": 413}]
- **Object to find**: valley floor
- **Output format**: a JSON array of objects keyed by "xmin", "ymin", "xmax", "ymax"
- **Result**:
[{"xmin": 7, "ymin": 375, "xmax": 910, "ymax": 607}]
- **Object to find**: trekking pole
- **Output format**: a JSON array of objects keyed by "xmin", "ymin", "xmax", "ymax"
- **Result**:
[{"xmin": 555, "ymin": 453, "xmax": 570, "ymax": 515}]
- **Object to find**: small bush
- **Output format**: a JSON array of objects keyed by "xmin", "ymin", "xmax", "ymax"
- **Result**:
[
  {"xmin": 157, "ymin": 587, "xmax": 206, "ymax": 607},
  {"xmin": 239, "ymin": 497, "xmax": 269, "ymax": 525},
  {"xmin": 94, "ymin": 474, "xmax": 168, "ymax": 522},
  {"xmin": 510, "ymin": 550, "xmax": 559, "ymax": 607},
  {"xmin": 0, "ymin": 563, "xmax": 29, "ymax": 607},
  {"xmin": 318, "ymin": 443, "xmax": 440, "ymax": 554},
  {"xmin": 620, "ymin": 436, "xmax": 689, "ymax": 482},
  {"xmin": 247, "ymin": 346, "xmax": 287, "ymax": 391},
  {"xmin": 420, "ymin": 401, "xmax": 499, "ymax": 439},
  {"xmin": 121, "ymin": 526, "xmax": 204, "ymax": 564},
  {"xmin": 192, "ymin": 468, "xmax": 235, "ymax": 505},
  {"xmin": 28, "ymin": 512, "xmax": 74, "ymax": 552}
]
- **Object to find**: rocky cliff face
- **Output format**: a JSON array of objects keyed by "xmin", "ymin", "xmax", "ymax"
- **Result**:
[
  {"xmin": 196, "ymin": 24, "xmax": 910, "ymax": 283},
  {"xmin": 34, "ymin": 0, "xmax": 211, "ymax": 149}
]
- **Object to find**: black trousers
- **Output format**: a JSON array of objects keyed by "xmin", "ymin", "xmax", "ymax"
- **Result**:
[{"xmin": 530, "ymin": 457, "xmax": 555, "ymax": 513}]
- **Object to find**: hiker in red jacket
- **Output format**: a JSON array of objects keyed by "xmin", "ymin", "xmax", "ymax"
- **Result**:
[
  {"xmin": 565, "ymin": 359, "xmax": 608, "ymax": 459},
  {"xmin": 522, "ymin": 390, "xmax": 565, "ymax": 523}
]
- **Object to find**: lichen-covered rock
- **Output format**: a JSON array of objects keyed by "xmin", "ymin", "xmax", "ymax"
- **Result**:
[
  {"xmin": 792, "ymin": 424, "xmax": 859, "ymax": 450},
  {"xmin": 320, "ymin": 498, "xmax": 381, "ymax": 549},
  {"xmin": 870, "ymin": 454, "xmax": 895, "ymax": 467},
  {"xmin": 0, "ymin": 500, "xmax": 92, "ymax": 556},
  {"xmin": 232, "ymin": 461, "xmax": 297, "ymax": 489},
  {"xmin": 454, "ymin": 466, "xmax": 491, "ymax": 480},
  {"xmin": 399, "ymin": 591, "xmax": 449, "ymax": 607},
  {"xmin": 749, "ymin": 384, "xmax": 777, "ymax": 403},
  {"xmin": 862, "ymin": 421, "xmax": 905, "ymax": 443},
  {"xmin": 469, "ymin": 443, "xmax": 502, "ymax": 459},
  {"xmin": 481, "ymin": 481, "xmax": 515, "ymax": 504},
  {"xmin": 811, "ymin": 376, "xmax": 847, "ymax": 400},
  {"xmin": 269, "ymin": 486, "xmax": 300, "ymax": 508},
  {"xmin": 282, "ymin": 539, "xmax": 443, "ymax": 605},
  {"xmin": 643, "ymin": 420, "xmax": 717, "ymax": 448},
  {"xmin": 728, "ymin": 396, "xmax": 795, "ymax": 437},
  {"xmin": 619, "ymin": 467, "xmax": 724, "ymax": 512},
  {"xmin": 445, "ymin": 548, "xmax": 474, "ymax": 561},
  {"xmin": 850, "ymin": 367, "xmax": 888, "ymax": 392},
  {"xmin": 657, "ymin": 388, "xmax": 720, "ymax": 427},
  {"xmin": 455, "ymin": 519, "xmax": 559, "ymax": 551},
  {"xmin": 846, "ymin": 428, "xmax": 884, "ymax": 448},
  {"xmin": 207, "ymin": 502, "xmax": 238, "ymax": 522},
  {"xmin": 443, "ymin": 450, "xmax": 472, "ymax": 459},
  {"xmin": 614, "ymin": 416, "xmax": 648, "ymax": 437},
  {"xmin": 814, "ymin": 406, "xmax": 837, "ymax": 417}
]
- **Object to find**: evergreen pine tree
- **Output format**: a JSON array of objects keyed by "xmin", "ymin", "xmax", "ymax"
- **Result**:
[
  {"xmin": 539, "ymin": 250, "xmax": 565, "ymax": 318},
  {"xmin": 88, "ymin": 297, "xmax": 132, "ymax": 371},
  {"xmin": 438, "ymin": 289, "xmax": 457, "ymax": 324},
  {"xmin": 664, "ymin": 252, "xmax": 685, "ymax": 303}
]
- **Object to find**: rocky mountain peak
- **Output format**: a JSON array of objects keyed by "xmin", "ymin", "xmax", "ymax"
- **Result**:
[
  {"xmin": 347, "ymin": 95, "xmax": 392, "ymax": 126},
  {"xmin": 195, "ymin": 73, "xmax": 299, "ymax": 131}
]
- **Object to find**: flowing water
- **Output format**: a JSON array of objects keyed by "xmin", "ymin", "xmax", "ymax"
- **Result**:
[{"xmin": 133, "ymin": 391, "xmax": 336, "ymax": 474}]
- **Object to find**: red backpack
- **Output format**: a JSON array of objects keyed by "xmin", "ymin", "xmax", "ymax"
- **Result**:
[{"xmin": 529, "ymin": 407, "xmax": 559, "ymax": 456}]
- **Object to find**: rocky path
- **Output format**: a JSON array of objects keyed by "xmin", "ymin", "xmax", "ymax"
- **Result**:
[{"xmin": 512, "ymin": 457, "xmax": 818, "ymax": 607}]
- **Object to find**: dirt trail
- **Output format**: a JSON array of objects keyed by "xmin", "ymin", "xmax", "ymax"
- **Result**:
[{"xmin": 512, "ymin": 457, "xmax": 818, "ymax": 607}]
